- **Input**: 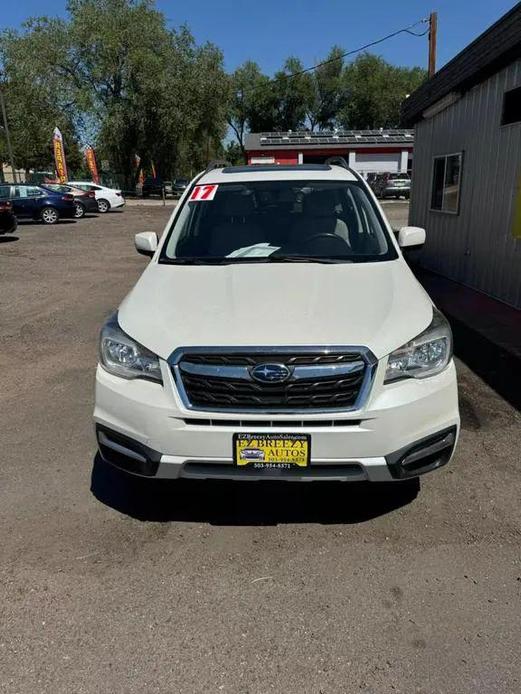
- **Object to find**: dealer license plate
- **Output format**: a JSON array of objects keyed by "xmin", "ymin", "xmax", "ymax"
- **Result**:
[{"xmin": 234, "ymin": 433, "xmax": 310, "ymax": 468}]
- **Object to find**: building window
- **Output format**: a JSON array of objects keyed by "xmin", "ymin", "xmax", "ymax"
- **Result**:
[
  {"xmin": 430, "ymin": 153, "xmax": 462, "ymax": 214},
  {"xmin": 502, "ymin": 86, "xmax": 521, "ymax": 126}
]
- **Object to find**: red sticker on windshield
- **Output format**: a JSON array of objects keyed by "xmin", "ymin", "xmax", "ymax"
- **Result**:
[{"xmin": 190, "ymin": 184, "xmax": 218, "ymax": 201}]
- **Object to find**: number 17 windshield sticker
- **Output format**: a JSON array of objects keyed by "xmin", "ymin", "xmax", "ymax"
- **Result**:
[{"xmin": 190, "ymin": 184, "xmax": 218, "ymax": 202}]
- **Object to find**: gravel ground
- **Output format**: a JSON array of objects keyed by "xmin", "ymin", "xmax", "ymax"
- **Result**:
[{"xmin": 0, "ymin": 206, "xmax": 520, "ymax": 694}]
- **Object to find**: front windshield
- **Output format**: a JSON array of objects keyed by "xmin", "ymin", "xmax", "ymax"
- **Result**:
[{"xmin": 161, "ymin": 180, "xmax": 397, "ymax": 264}]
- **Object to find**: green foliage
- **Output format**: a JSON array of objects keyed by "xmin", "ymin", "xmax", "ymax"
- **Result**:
[
  {"xmin": 338, "ymin": 54, "xmax": 427, "ymax": 129},
  {"xmin": 0, "ymin": 1, "xmax": 427, "ymax": 179},
  {"xmin": 271, "ymin": 58, "xmax": 309, "ymax": 131},
  {"xmin": 226, "ymin": 49, "xmax": 426, "ymax": 146},
  {"xmin": 222, "ymin": 140, "xmax": 245, "ymax": 166},
  {"xmin": 226, "ymin": 61, "xmax": 275, "ymax": 153},
  {"xmin": 303, "ymin": 46, "xmax": 349, "ymax": 131},
  {"xmin": 0, "ymin": 0, "xmax": 227, "ymax": 183}
]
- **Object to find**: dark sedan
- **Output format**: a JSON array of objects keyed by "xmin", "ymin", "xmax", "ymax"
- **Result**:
[
  {"xmin": 0, "ymin": 199, "xmax": 17, "ymax": 235},
  {"xmin": 172, "ymin": 178, "xmax": 189, "ymax": 197},
  {"xmin": 141, "ymin": 177, "xmax": 164, "ymax": 197},
  {"xmin": 0, "ymin": 184, "xmax": 76, "ymax": 225},
  {"xmin": 42, "ymin": 183, "xmax": 99, "ymax": 218}
]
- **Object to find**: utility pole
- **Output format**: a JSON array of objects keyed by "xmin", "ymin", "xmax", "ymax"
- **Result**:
[
  {"xmin": 0, "ymin": 73, "xmax": 17, "ymax": 183},
  {"xmin": 428, "ymin": 12, "xmax": 438, "ymax": 78}
]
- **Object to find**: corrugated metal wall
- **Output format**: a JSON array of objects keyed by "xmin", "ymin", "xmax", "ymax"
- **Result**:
[{"xmin": 409, "ymin": 58, "xmax": 521, "ymax": 309}]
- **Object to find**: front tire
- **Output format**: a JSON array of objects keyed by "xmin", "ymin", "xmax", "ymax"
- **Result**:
[
  {"xmin": 74, "ymin": 202, "xmax": 86, "ymax": 219},
  {"xmin": 41, "ymin": 206, "xmax": 59, "ymax": 225},
  {"xmin": 97, "ymin": 198, "xmax": 110, "ymax": 213}
]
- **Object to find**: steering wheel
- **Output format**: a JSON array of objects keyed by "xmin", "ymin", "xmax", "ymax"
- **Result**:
[{"xmin": 299, "ymin": 232, "xmax": 349, "ymax": 253}]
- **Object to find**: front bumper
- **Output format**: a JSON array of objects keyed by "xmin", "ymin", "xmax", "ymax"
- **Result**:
[
  {"xmin": 83, "ymin": 199, "xmax": 99, "ymax": 213},
  {"xmin": 60, "ymin": 206, "xmax": 77, "ymax": 219},
  {"xmin": 383, "ymin": 186, "xmax": 410, "ymax": 197},
  {"xmin": 94, "ymin": 358, "xmax": 460, "ymax": 482}
]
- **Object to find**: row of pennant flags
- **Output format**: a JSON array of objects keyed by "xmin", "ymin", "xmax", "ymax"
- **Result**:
[{"xmin": 52, "ymin": 126, "xmax": 154, "ymax": 185}]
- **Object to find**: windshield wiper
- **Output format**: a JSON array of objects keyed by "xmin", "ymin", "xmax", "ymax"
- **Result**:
[
  {"xmin": 265, "ymin": 255, "xmax": 352, "ymax": 264},
  {"xmin": 161, "ymin": 256, "xmax": 353, "ymax": 265},
  {"xmin": 162, "ymin": 258, "xmax": 233, "ymax": 265}
]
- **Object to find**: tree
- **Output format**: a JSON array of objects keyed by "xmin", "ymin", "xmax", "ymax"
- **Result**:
[
  {"xmin": 271, "ymin": 58, "xmax": 310, "ymax": 131},
  {"xmin": 222, "ymin": 140, "xmax": 245, "ymax": 166},
  {"xmin": 0, "ymin": 0, "xmax": 228, "ymax": 183},
  {"xmin": 0, "ymin": 19, "xmax": 82, "ymax": 174},
  {"xmin": 338, "ymin": 53, "xmax": 427, "ymax": 129},
  {"xmin": 226, "ymin": 61, "xmax": 274, "ymax": 154},
  {"xmin": 304, "ymin": 46, "xmax": 348, "ymax": 131}
]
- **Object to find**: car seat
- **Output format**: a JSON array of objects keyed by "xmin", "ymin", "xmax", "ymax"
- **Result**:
[{"xmin": 208, "ymin": 193, "xmax": 264, "ymax": 256}]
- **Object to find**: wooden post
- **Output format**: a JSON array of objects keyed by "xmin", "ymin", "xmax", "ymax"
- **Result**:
[{"xmin": 429, "ymin": 12, "xmax": 438, "ymax": 78}]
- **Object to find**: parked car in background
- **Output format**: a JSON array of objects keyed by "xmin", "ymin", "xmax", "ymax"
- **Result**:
[
  {"xmin": 366, "ymin": 173, "xmax": 378, "ymax": 194},
  {"xmin": 67, "ymin": 181, "xmax": 125, "ymax": 213},
  {"xmin": 141, "ymin": 177, "xmax": 163, "ymax": 197},
  {"xmin": 42, "ymin": 183, "xmax": 99, "ymax": 218},
  {"xmin": 0, "ymin": 183, "xmax": 76, "ymax": 224},
  {"xmin": 141, "ymin": 177, "xmax": 174, "ymax": 198},
  {"xmin": 172, "ymin": 178, "xmax": 189, "ymax": 197},
  {"xmin": 373, "ymin": 173, "xmax": 411, "ymax": 200},
  {"xmin": 0, "ymin": 199, "xmax": 17, "ymax": 235}
]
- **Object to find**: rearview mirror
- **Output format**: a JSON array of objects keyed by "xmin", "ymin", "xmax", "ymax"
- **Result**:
[
  {"xmin": 398, "ymin": 226, "xmax": 425, "ymax": 250},
  {"xmin": 135, "ymin": 232, "xmax": 158, "ymax": 257}
]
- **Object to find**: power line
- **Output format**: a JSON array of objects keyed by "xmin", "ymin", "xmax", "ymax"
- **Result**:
[{"xmin": 279, "ymin": 18, "xmax": 430, "ymax": 81}]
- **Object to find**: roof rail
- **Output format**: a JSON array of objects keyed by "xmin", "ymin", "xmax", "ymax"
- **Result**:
[
  {"xmin": 205, "ymin": 159, "xmax": 232, "ymax": 172},
  {"xmin": 324, "ymin": 156, "xmax": 349, "ymax": 169}
]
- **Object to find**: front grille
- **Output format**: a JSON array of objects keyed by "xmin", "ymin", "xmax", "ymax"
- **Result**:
[
  {"xmin": 171, "ymin": 348, "xmax": 375, "ymax": 413},
  {"xmin": 182, "ymin": 418, "xmax": 363, "ymax": 427},
  {"xmin": 183, "ymin": 353, "xmax": 361, "ymax": 366}
]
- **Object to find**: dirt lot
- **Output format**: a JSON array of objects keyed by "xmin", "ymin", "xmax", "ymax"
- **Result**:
[{"xmin": 1, "ymin": 207, "xmax": 520, "ymax": 694}]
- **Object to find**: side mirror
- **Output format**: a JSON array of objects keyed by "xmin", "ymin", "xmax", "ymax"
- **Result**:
[
  {"xmin": 135, "ymin": 232, "xmax": 158, "ymax": 257},
  {"xmin": 398, "ymin": 226, "xmax": 425, "ymax": 250}
]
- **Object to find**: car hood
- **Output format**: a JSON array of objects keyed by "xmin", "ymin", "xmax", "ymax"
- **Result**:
[{"xmin": 118, "ymin": 260, "xmax": 433, "ymax": 361}]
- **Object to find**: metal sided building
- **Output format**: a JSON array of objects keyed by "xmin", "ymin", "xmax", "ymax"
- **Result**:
[
  {"xmin": 245, "ymin": 130, "xmax": 414, "ymax": 176},
  {"xmin": 403, "ymin": 4, "xmax": 521, "ymax": 309}
]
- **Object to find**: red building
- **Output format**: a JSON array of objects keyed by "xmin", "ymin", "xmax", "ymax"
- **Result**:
[{"xmin": 245, "ymin": 129, "xmax": 414, "ymax": 176}]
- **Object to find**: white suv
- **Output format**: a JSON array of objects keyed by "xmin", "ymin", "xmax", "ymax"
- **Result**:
[{"xmin": 94, "ymin": 163, "xmax": 459, "ymax": 483}]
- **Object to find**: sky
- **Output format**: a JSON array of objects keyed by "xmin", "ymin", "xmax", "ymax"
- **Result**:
[{"xmin": 2, "ymin": 0, "xmax": 518, "ymax": 74}]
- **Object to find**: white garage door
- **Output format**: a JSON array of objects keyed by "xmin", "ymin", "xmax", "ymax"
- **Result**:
[{"xmin": 354, "ymin": 153, "xmax": 401, "ymax": 174}]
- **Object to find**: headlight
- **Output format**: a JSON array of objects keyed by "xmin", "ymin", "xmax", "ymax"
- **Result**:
[
  {"xmin": 384, "ymin": 308, "xmax": 452, "ymax": 383},
  {"xmin": 99, "ymin": 313, "xmax": 162, "ymax": 383}
]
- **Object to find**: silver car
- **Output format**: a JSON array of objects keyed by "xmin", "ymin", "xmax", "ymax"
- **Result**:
[{"xmin": 377, "ymin": 173, "xmax": 411, "ymax": 199}]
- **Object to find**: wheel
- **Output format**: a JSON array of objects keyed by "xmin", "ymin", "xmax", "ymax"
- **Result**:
[
  {"xmin": 74, "ymin": 201, "xmax": 86, "ymax": 219},
  {"xmin": 41, "ymin": 206, "xmax": 59, "ymax": 225},
  {"xmin": 97, "ymin": 198, "xmax": 110, "ymax": 213}
]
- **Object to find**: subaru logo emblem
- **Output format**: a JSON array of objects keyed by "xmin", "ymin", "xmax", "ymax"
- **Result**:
[{"xmin": 251, "ymin": 363, "xmax": 291, "ymax": 383}]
